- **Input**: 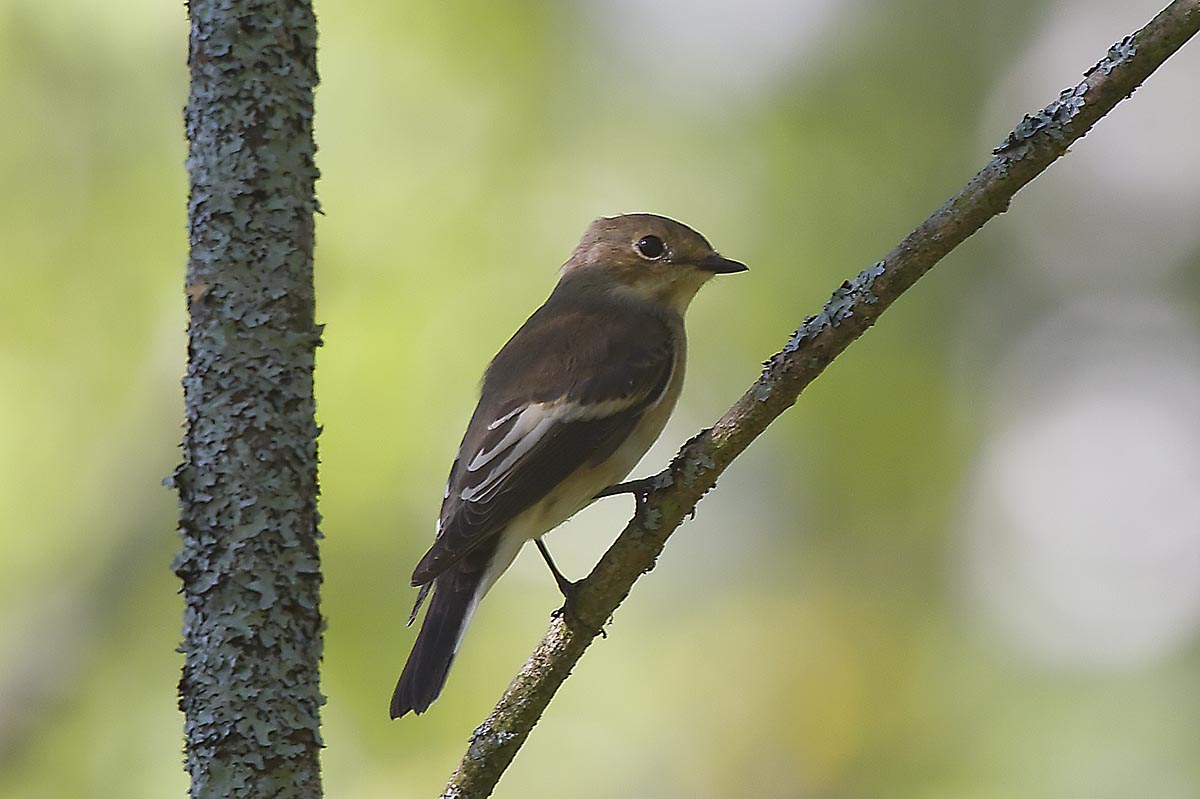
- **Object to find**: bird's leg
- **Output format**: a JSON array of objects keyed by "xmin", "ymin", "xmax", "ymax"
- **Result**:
[
  {"xmin": 594, "ymin": 475, "xmax": 658, "ymax": 518},
  {"xmin": 535, "ymin": 537, "xmax": 579, "ymax": 601},
  {"xmin": 537, "ymin": 538, "xmax": 608, "ymax": 638}
]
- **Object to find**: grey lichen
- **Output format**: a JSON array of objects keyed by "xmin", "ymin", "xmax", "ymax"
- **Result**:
[
  {"xmin": 174, "ymin": 1, "xmax": 323, "ymax": 798},
  {"xmin": 1086, "ymin": 35, "xmax": 1138, "ymax": 77},
  {"xmin": 651, "ymin": 471, "xmax": 675, "ymax": 491},
  {"xmin": 994, "ymin": 83, "xmax": 1089, "ymax": 154},
  {"xmin": 466, "ymin": 724, "xmax": 505, "ymax": 760},
  {"xmin": 783, "ymin": 261, "xmax": 886, "ymax": 354},
  {"xmin": 639, "ymin": 506, "xmax": 662, "ymax": 532}
]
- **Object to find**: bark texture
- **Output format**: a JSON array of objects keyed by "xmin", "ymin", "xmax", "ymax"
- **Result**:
[{"xmin": 171, "ymin": 1, "xmax": 323, "ymax": 796}]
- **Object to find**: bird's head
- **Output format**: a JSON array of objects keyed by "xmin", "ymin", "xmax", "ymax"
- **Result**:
[{"xmin": 559, "ymin": 213, "xmax": 747, "ymax": 313}]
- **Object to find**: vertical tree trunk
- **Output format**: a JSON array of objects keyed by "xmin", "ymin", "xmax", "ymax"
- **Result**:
[{"xmin": 171, "ymin": 1, "xmax": 322, "ymax": 796}]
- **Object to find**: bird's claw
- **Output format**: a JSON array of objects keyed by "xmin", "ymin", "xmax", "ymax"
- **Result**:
[
  {"xmin": 549, "ymin": 584, "xmax": 607, "ymax": 639},
  {"xmin": 595, "ymin": 476, "xmax": 658, "ymax": 519}
]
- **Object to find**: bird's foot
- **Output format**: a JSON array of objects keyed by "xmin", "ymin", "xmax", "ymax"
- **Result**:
[
  {"xmin": 594, "ymin": 476, "xmax": 658, "ymax": 519},
  {"xmin": 549, "ymin": 582, "xmax": 607, "ymax": 639}
]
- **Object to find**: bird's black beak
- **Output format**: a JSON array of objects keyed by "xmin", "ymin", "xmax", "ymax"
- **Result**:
[{"xmin": 697, "ymin": 252, "xmax": 748, "ymax": 274}]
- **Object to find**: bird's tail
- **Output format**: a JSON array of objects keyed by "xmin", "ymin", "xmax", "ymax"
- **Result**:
[{"xmin": 390, "ymin": 566, "xmax": 482, "ymax": 718}]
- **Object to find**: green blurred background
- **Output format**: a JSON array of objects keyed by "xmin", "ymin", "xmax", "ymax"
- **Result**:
[{"xmin": 3, "ymin": 0, "xmax": 1199, "ymax": 796}]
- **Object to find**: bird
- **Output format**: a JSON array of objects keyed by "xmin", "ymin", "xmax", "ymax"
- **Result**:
[{"xmin": 390, "ymin": 213, "xmax": 746, "ymax": 718}]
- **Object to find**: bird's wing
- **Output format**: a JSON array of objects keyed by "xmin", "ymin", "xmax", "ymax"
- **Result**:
[{"xmin": 410, "ymin": 301, "xmax": 676, "ymax": 586}]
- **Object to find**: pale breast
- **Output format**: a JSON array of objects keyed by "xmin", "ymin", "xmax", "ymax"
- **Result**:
[{"xmin": 510, "ymin": 321, "xmax": 687, "ymax": 541}]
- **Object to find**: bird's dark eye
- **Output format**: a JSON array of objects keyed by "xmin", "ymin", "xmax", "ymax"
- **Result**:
[{"xmin": 635, "ymin": 235, "xmax": 666, "ymax": 260}]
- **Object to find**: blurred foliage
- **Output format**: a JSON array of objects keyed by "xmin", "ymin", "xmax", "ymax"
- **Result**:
[{"xmin": 1, "ymin": 0, "xmax": 1198, "ymax": 797}]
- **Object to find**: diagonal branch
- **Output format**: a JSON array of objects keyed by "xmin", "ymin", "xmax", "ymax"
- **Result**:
[{"xmin": 441, "ymin": 2, "xmax": 1200, "ymax": 796}]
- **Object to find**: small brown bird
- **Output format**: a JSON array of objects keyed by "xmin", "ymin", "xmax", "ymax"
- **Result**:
[{"xmin": 391, "ymin": 213, "xmax": 746, "ymax": 718}]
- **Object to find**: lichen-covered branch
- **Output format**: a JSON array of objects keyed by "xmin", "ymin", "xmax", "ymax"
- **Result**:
[
  {"xmin": 441, "ymin": 2, "xmax": 1200, "ymax": 797},
  {"xmin": 170, "ymin": 1, "xmax": 323, "ymax": 797}
]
